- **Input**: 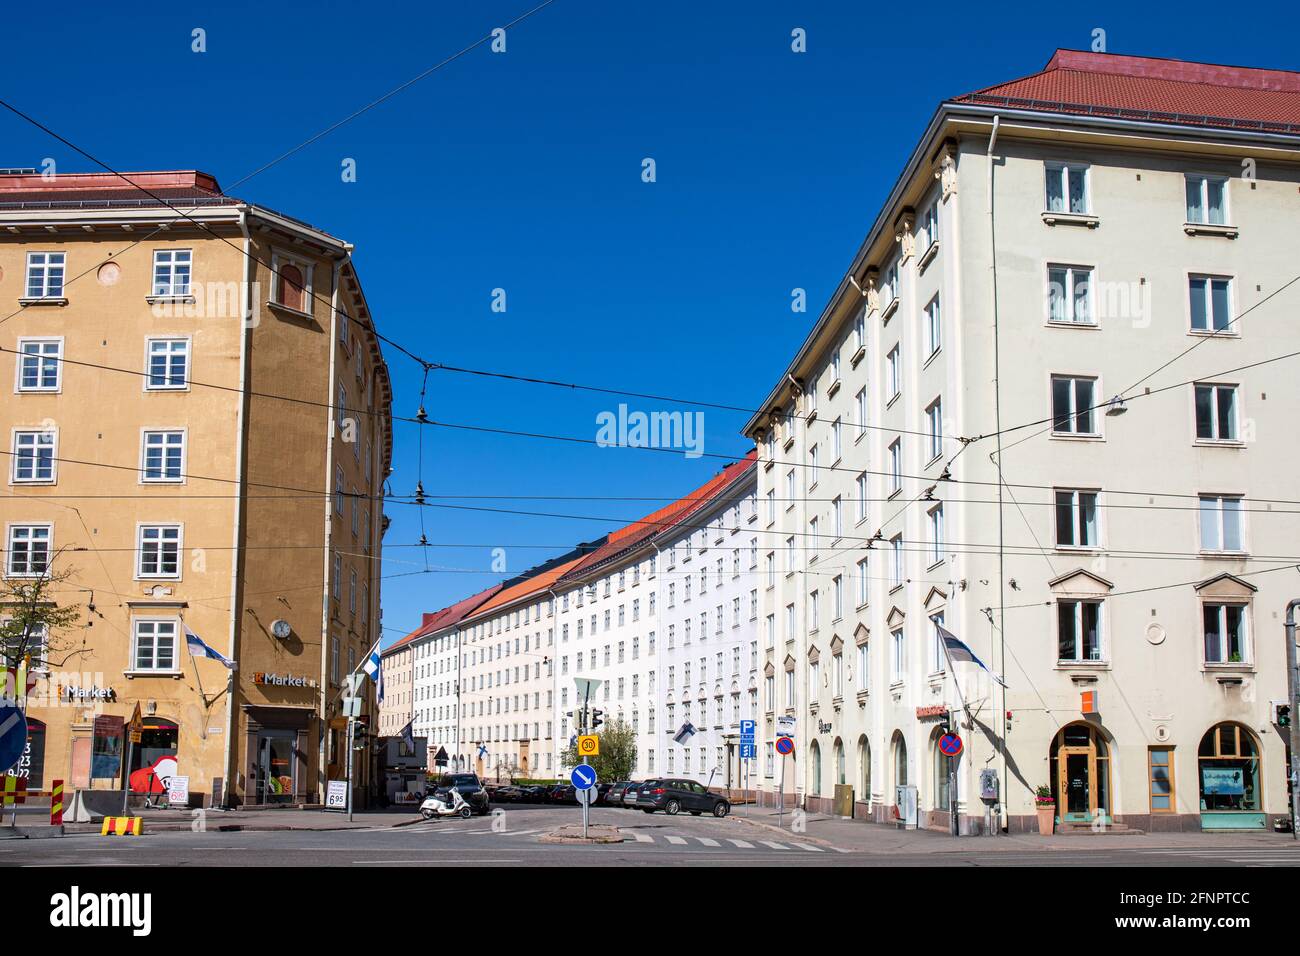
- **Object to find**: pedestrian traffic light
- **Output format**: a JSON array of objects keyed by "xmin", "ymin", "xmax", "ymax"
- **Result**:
[
  {"xmin": 1274, "ymin": 701, "xmax": 1292, "ymax": 727},
  {"xmin": 591, "ymin": 709, "xmax": 604, "ymax": 731}
]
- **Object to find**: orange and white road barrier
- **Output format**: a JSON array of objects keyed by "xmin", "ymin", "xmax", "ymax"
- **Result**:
[
  {"xmin": 2, "ymin": 775, "xmax": 27, "ymax": 809},
  {"xmin": 100, "ymin": 816, "xmax": 143, "ymax": 836}
]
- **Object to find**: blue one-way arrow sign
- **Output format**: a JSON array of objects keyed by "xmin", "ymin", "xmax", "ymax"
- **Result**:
[
  {"xmin": 572, "ymin": 764, "xmax": 597, "ymax": 791},
  {"xmin": 0, "ymin": 702, "xmax": 28, "ymax": 776}
]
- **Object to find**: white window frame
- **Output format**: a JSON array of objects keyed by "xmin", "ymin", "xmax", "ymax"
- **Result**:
[
  {"xmin": 139, "ymin": 428, "xmax": 187, "ymax": 484},
  {"xmin": 1050, "ymin": 374, "xmax": 1099, "ymax": 437},
  {"xmin": 136, "ymin": 523, "xmax": 183, "ymax": 580},
  {"xmin": 1057, "ymin": 599, "xmax": 1105, "ymax": 663},
  {"xmin": 131, "ymin": 618, "xmax": 180, "ymax": 673},
  {"xmin": 1199, "ymin": 495, "xmax": 1245, "ymax": 553},
  {"xmin": 1046, "ymin": 264, "xmax": 1094, "ymax": 326},
  {"xmin": 151, "ymin": 248, "xmax": 193, "ymax": 297},
  {"xmin": 1194, "ymin": 383, "xmax": 1240, "ymax": 443},
  {"xmin": 887, "ymin": 345, "xmax": 901, "ymax": 402},
  {"xmin": 144, "ymin": 337, "xmax": 191, "ymax": 391},
  {"xmin": 856, "ymin": 557, "xmax": 869, "ymax": 608},
  {"xmin": 1188, "ymin": 274, "xmax": 1234, "ymax": 334},
  {"xmin": 927, "ymin": 503, "xmax": 944, "ymax": 566},
  {"xmin": 926, "ymin": 399, "xmax": 943, "ymax": 462},
  {"xmin": 5, "ymin": 523, "xmax": 52, "ymax": 578},
  {"xmin": 10, "ymin": 428, "xmax": 56, "ymax": 484},
  {"xmin": 1185, "ymin": 173, "xmax": 1228, "ymax": 226},
  {"xmin": 14, "ymin": 338, "xmax": 62, "ymax": 393},
  {"xmin": 1202, "ymin": 602, "xmax": 1250, "ymax": 666},
  {"xmin": 1044, "ymin": 161, "xmax": 1090, "ymax": 214},
  {"xmin": 1054, "ymin": 488, "xmax": 1100, "ymax": 550},
  {"xmin": 925, "ymin": 295, "xmax": 941, "ymax": 357},
  {"xmin": 24, "ymin": 251, "xmax": 65, "ymax": 300},
  {"xmin": 888, "ymin": 439, "xmax": 902, "ymax": 495}
]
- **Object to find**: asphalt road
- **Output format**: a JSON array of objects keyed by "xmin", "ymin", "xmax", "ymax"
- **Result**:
[{"xmin": 5, "ymin": 805, "xmax": 1300, "ymax": 867}]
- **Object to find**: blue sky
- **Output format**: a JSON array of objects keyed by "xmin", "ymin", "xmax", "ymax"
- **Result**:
[{"xmin": 6, "ymin": 0, "xmax": 1297, "ymax": 644}]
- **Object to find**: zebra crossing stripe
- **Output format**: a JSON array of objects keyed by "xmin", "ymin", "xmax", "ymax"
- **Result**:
[
  {"xmin": 631, "ymin": 832, "xmax": 654, "ymax": 843},
  {"xmin": 696, "ymin": 837, "xmax": 720, "ymax": 847},
  {"xmin": 760, "ymin": 840, "xmax": 790, "ymax": 850},
  {"xmin": 793, "ymin": 842, "xmax": 824, "ymax": 853},
  {"xmin": 728, "ymin": 839, "xmax": 754, "ymax": 848},
  {"xmin": 665, "ymin": 835, "xmax": 688, "ymax": 846}
]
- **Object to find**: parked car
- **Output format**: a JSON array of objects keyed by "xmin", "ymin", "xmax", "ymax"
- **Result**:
[
  {"xmin": 550, "ymin": 784, "xmax": 577, "ymax": 804},
  {"xmin": 492, "ymin": 785, "xmax": 524, "ymax": 803},
  {"xmin": 432, "ymin": 773, "xmax": 491, "ymax": 815},
  {"xmin": 594, "ymin": 782, "xmax": 614, "ymax": 805},
  {"xmin": 606, "ymin": 781, "xmax": 634, "ymax": 805},
  {"xmin": 520, "ymin": 785, "xmax": 552, "ymax": 803},
  {"xmin": 621, "ymin": 782, "xmax": 643, "ymax": 807},
  {"xmin": 635, "ymin": 778, "xmax": 730, "ymax": 817}
]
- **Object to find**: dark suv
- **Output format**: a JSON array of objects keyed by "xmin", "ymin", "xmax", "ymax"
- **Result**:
[
  {"xmin": 433, "ymin": 773, "xmax": 490, "ymax": 815},
  {"xmin": 635, "ymin": 778, "xmax": 730, "ymax": 817}
]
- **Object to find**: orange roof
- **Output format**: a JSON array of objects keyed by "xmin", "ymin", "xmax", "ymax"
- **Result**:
[
  {"xmin": 955, "ymin": 50, "xmax": 1300, "ymax": 133},
  {"xmin": 471, "ymin": 555, "xmax": 586, "ymax": 618},
  {"xmin": 383, "ymin": 581, "xmax": 504, "ymax": 655},
  {"xmin": 562, "ymin": 451, "xmax": 757, "ymax": 581}
]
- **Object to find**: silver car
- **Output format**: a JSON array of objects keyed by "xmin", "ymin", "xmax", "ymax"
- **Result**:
[{"xmin": 621, "ymin": 782, "xmax": 642, "ymax": 806}]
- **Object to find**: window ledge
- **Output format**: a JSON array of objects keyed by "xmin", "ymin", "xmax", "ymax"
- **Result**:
[
  {"xmin": 782, "ymin": 437, "xmax": 795, "ymax": 452},
  {"xmin": 18, "ymin": 297, "xmax": 68, "ymax": 307},
  {"xmin": 267, "ymin": 300, "xmax": 314, "ymax": 322},
  {"xmin": 145, "ymin": 294, "xmax": 196, "ymax": 306},
  {"xmin": 1046, "ymin": 320, "xmax": 1100, "ymax": 331},
  {"xmin": 827, "ymin": 379, "xmax": 841, "ymax": 399},
  {"xmin": 1183, "ymin": 223, "xmax": 1238, "ymax": 239},
  {"xmin": 1200, "ymin": 550, "xmax": 1249, "ymax": 559},
  {"xmin": 1188, "ymin": 329, "xmax": 1240, "ymax": 339},
  {"xmin": 922, "ymin": 348, "xmax": 942, "ymax": 370},
  {"xmin": 1041, "ymin": 211, "xmax": 1100, "ymax": 229},
  {"xmin": 855, "ymin": 689, "xmax": 869, "ymax": 702},
  {"xmin": 881, "ymin": 298, "xmax": 899, "ymax": 323},
  {"xmin": 123, "ymin": 669, "xmax": 183, "ymax": 680},
  {"xmin": 917, "ymin": 241, "xmax": 940, "ymax": 272},
  {"xmin": 1194, "ymin": 439, "xmax": 1246, "ymax": 449},
  {"xmin": 886, "ymin": 393, "xmax": 901, "ymax": 410},
  {"xmin": 1056, "ymin": 662, "xmax": 1110, "ymax": 672},
  {"xmin": 850, "ymin": 345, "xmax": 866, "ymax": 369},
  {"xmin": 1049, "ymin": 432, "xmax": 1104, "ymax": 442}
]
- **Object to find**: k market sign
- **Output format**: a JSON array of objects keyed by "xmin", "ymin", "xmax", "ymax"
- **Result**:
[
  {"xmin": 62, "ymin": 685, "xmax": 117, "ymax": 702},
  {"xmin": 252, "ymin": 672, "xmax": 316, "ymax": 688}
]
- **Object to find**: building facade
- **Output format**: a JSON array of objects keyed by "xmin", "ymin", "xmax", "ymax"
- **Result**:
[
  {"xmin": 1, "ymin": 169, "xmax": 392, "ymax": 808},
  {"xmin": 742, "ymin": 50, "xmax": 1300, "ymax": 832}
]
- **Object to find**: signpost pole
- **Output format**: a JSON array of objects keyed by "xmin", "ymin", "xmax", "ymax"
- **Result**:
[
  {"xmin": 345, "ymin": 716, "xmax": 355, "ymax": 822},
  {"xmin": 778, "ymin": 751, "xmax": 784, "ymax": 830}
]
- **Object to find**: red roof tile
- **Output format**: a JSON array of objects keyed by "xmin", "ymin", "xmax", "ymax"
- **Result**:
[
  {"xmin": 954, "ymin": 50, "xmax": 1300, "ymax": 132},
  {"xmin": 384, "ymin": 581, "xmax": 505, "ymax": 654},
  {"xmin": 472, "ymin": 556, "xmax": 587, "ymax": 617},
  {"xmin": 561, "ymin": 451, "xmax": 757, "ymax": 581}
]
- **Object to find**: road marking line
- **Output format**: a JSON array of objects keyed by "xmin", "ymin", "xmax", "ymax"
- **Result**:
[
  {"xmin": 728, "ymin": 839, "xmax": 754, "ymax": 848},
  {"xmin": 793, "ymin": 842, "xmax": 823, "ymax": 852},
  {"xmin": 760, "ymin": 840, "xmax": 790, "ymax": 850},
  {"xmin": 665, "ymin": 835, "xmax": 687, "ymax": 845},
  {"xmin": 830, "ymin": 846, "xmax": 851, "ymax": 853},
  {"xmin": 696, "ymin": 837, "xmax": 720, "ymax": 847},
  {"xmin": 630, "ymin": 832, "xmax": 654, "ymax": 843}
]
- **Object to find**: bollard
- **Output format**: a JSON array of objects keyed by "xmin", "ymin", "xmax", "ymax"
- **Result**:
[{"xmin": 50, "ymin": 780, "xmax": 63, "ymax": 826}]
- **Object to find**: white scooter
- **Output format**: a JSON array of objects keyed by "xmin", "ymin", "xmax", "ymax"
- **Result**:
[{"xmin": 419, "ymin": 787, "xmax": 473, "ymax": 820}]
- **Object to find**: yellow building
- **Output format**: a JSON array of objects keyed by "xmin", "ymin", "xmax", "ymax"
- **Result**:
[{"xmin": 0, "ymin": 169, "xmax": 392, "ymax": 808}]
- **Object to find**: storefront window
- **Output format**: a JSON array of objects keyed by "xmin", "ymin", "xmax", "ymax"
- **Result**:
[
  {"xmin": 7, "ymin": 717, "xmax": 45, "ymax": 789},
  {"xmin": 257, "ymin": 730, "xmax": 299, "ymax": 803},
  {"xmin": 128, "ymin": 719, "xmax": 179, "ymax": 793},
  {"xmin": 1198, "ymin": 723, "xmax": 1259, "ymax": 812},
  {"xmin": 91, "ymin": 715, "xmax": 124, "ymax": 782}
]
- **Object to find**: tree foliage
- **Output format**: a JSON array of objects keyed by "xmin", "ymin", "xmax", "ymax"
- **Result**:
[
  {"xmin": 559, "ymin": 716, "xmax": 638, "ymax": 782},
  {"xmin": 0, "ymin": 561, "xmax": 83, "ymax": 679}
]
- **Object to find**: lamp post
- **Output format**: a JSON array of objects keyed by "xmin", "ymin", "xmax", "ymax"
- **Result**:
[{"xmin": 1284, "ymin": 599, "xmax": 1300, "ymax": 840}]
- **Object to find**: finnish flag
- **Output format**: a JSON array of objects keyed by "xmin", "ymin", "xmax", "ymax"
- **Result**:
[
  {"xmin": 937, "ymin": 622, "xmax": 1007, "ymax": 687},
  {"xmin": 185, "ymin": 625, "xmax": 235, "ymax": 670},
  {"xmin": 364, "ymin": 651, "xmax": 384, "ymax": 703},
  {"xmin": 673, "ymin": 722, "xmax": 697, "ymax": 745}
]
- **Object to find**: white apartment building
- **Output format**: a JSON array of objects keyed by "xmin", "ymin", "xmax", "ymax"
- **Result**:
[
  {"xmin": 550, "ymin": 456, "xmax": 758, "ymax": 784},
  {"xmin": 742, "ymin": 49, "xmax": 1300, "ymax": 833}
]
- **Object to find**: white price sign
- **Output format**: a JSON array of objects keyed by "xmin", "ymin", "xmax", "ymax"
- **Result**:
[
  {"xmin": 167, "ymin": 775, "xmax": 190, "ymax": 807},
  {"xmin": 326, "ymin": 779, "xmax": 348, "ymax": 810}
]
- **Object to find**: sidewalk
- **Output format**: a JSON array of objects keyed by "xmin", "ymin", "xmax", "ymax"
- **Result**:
[
  {"xmin": 727, "ymin": 806, "xmax": 1300, "ymax": 853},
  {"xmin": 2, "ymin": 806, "xmax": 423, "ymax": 838}
]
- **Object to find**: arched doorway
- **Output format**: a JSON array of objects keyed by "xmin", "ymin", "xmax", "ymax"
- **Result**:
[
  {"xmin": 891, "ymin": 731, "xmax": 908, "ymax": 789},
  {"xmin": 1050, "ymin": 722, "xmax": 1112, "ymax": 824},
  {"xmin": 1198, "ymin": 722, "xmax": 1264, "ymax": 830},
  {"xmin": 857, "ymin": 735, "xmax": 871, "ymax": 808},
  {"xmin": 833, "ymin": 737, "xmax": 845, "ymax": 787},
  {"xmin": 808, "ymin": 740, "xmax": 821, "ymax": 797},
  {"xmin": 931, "ymin": 727, "xmax": 957, "ymax": 812}
]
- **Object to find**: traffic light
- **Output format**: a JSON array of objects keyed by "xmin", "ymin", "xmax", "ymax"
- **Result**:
[
  {"xmin": 591, "ymin": 709, "xmax": 604, "ymax": 731},
  {"xmin": 1274, "ymin": 701, "xmax": 1292, "ymax": 727}
]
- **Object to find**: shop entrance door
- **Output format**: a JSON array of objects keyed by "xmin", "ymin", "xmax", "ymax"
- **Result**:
[
  {"xmin": 1051, "ymin": 723, "xmax": 1111, "ymax": 825},
  {"xmin": 256, "ymin": 731, "xmax": 297, "ymax": 803}
]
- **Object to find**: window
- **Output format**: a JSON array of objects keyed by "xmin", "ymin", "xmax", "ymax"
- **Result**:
[
  {"xmin": 856, "ymin": 472, "xmax": 868, "ymax": 522},
  {"xmin": 152, "ymin": 249, "xmax": 192, "ymax": 297},
  {"xmin": 1203, "ymin": 603, "xmax": 1249, "ymax": 665},
  {"xmin": 1057, "ymin": 600, "xmax": 1103, "ymax": 662},
  {"xmin": 832, "ymin": 497, "xmax": 843, "ymax": 540},
  {"xmin": 857, "ymin": 642, "xmax": 868, "ymax": 690},
  {"xmin": 1194, "ymin": 384, "xmax": 1238, "ymax": 441},
  {"xmin": 925, "ymin": 400, "xmax": 942, "ymax": 461},
  {"xmin": 809, "ymin": 590, "xmax": 820, "ymax": 632},
  {"xmin": 12, "ymin": 430, "xmax": 55, "ymax": 483},
  {"xmin": 1045, "ymin": 162, "xmax": 1088, "ymax": 214},
  {"xmin": 891, "ymin": 627, "xmax": 904, "ymax": 683},
  {"xmin": 887, "ymin": 345, "xmax": 901, "ymax": 400},
  {"xmin": 1189, "ymin": 275, "xmax": 1232, "ymax": 333},
  {"xmin": 141, "ymin": 430, "xmax": 185, "ymax": 482},
  {"xmin": 1148, "ymin": 747, "xmax": 1175, "ymax": 813},
  {"xmin": 6, "ymin": 525, "xmax": 51, "ymax": 577},
  {"xmin": 16, "ymin": 339, "xmax": 61, "ymax": 392},
  {"xmin": 137, "ymin": 524, "xmax": 182, "ymax": 579},
  {"xmin": 890, "ymin": 536, "xmax": 903, "ymax": 588},
  {"xmin": 920, "ymin": 203, "xmax": 939, "ymax": 253},
  {"xmin": 132, "ymin": 620, "xmax": 178, "ymax": 672},
  {"xmin": 832, "ymin": 417, "xmax": 842, "ymax": 461},
  {"xmin": 1200, "ymin": 495, "xmax": 1244, "ymax": 552},
  {"xmin": 1185, "ymin": 174, "xmax": 1227, "ymax": 225},
  {"xmin": 888, "ymin": 440, "xmax": 902, "ymax": 494},
  {"xmin": 1047, "ymin": 265, "xmax": 1093, "ymax": 325},
  {"xmin": 25, "ymin": 252, "xmax": 65, "ymax": 299},
  {"xmin": 146, "ymin": 339, "xmax": 189, "ymax": 389},
  {"xmin": 856, "ymin": 557, "xmax": 868, "ymax": 607},
  {"xmin": 276, "ymin": 260, "xmax": 308, "ymax": 312},
  {"xmin": 929, "ymin": 612, "xmax": 946, "ymax": 674},
  {"xmin": 925, "ymin": 296, "xmax": 941, "ymax": 356},
  {"xmin": 832, "ymin": 575, "xmax": 843, "ymax": 621},
  {"xmin": 1054, "ymin": 490, "xmax": 1098, "ymax": 548},
  {"xmin": 927, "ymin": 504, "xmax": 944, "ymax": 565},
  {"xmin": 855, "ymin": 387, "xmax": 867, "ymax": 440},
  {"xmin": 1051, "ymin": 375, "xmax": 1097, "ymax": 435},
  {"xmin": 884, "ymin": 260, "xmax": 899, "ymax": 307}
]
